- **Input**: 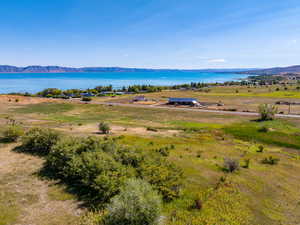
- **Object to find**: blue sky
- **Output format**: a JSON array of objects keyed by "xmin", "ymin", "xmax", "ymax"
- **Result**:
[{"xmin": 0, "ymin": 0, "xmax": 300, "ymax": 69}]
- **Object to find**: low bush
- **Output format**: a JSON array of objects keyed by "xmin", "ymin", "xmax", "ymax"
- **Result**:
[
  {"xmin": 224, "ymin": 108, "xmax": 237, "ymax": 112},
  {"xmin": 258, "ymin": 126, "xmax": 269, "ymax": 133},
  {"xmin": 0, "ymin": 125, "xmax": 24, "ymax": 143},
  {"xmin": 138, "ymin": 157, "xmax": 183, "ymax": 201},
  {"xmin": 21, "ymin": 127, "xmax": 61, "ymax": 155},
  {"xmin": 196, "ymin": 151, "xmax": 202, "ymax": 158},
  {"xmin": 104, "ymin": 178, "xmax": 162, "ymax": 225},
  {"xmin": 147, "ymin": 127, "xmax": 158, "ymax": 132},
  {"xmin": 46, "ymin": 136, "xmax": 183, "ymax": 205},
  {"xmin": 47, "ymin": 137, "xmax": 132, "ymax": 203},
  {"xmin": 99, "ymin": 122, "xmax": 111, "ymax": 134},
  {"xmin": 242, "ymin": 159, "xmax": 250, "ymax": 169},
  {"xmin": 223, "ymin": 158, "xmax": 240, "ymax": 173},
  {"xmin": 191, "ymin": 198, "xmax": 203, "ymax": 210},
  {"xmin": 258, "ymin": 104, "xmax": 278, "ymax": 121},
  {"xmin": 261, "ymin": 156, "xmax": 280, "ymax": 165},
  {"xmin": 257, "ymin": 145, "xmax": 264, "ymax": 153},
  {"xmin": 156, "ymin": 147, "xmax": 170, "ymax": 157},
  {"xmin": 82, "ymin": 97, "xmax": 92, "ymax": 102}
]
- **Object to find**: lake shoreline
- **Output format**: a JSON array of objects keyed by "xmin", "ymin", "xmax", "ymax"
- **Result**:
[{"xmin": 0, "ymin": 71, "xmax": 249, "ymax": 94}]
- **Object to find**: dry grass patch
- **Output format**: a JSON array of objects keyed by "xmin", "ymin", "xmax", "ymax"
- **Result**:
[{"xmin": 0, "ymin": 144, "xmax": 83, "ymax": 225}]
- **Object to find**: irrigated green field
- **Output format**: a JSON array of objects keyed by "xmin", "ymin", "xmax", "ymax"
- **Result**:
[{"xmin": 1, "ymin": 92, "xmax": 300, "ymax": 225}]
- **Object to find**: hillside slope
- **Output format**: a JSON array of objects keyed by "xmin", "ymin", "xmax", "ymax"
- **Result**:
[{"xmin": 242, "ymin": 65, "xmax": 300, "ymax": 75}]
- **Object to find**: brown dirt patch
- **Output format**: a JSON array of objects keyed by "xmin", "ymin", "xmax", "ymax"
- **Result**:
[
  {"xmin": 0, "ymin": 144, "xmax": 83, "ymax": 225},
  {"xmin": 0, "ymin": 95, "xmax": 61, "ymax": 106}
]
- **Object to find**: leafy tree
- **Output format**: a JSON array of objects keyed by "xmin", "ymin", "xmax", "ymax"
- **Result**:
[
  {"xmin": 104, "ymin": 178, "xmax": 162, "ymax": 225},
  {"xmin": 37, "ymin": 88, "xmax": 62, "ymax": 97},
  {"xmin": 258, "ymin": 104, "xmax": 278, "ymax": 121}
]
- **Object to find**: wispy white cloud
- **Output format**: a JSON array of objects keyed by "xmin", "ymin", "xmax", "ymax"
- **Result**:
[{"xmin": 207, "ymin": 58, "xmax": 226, "ymax": 63}]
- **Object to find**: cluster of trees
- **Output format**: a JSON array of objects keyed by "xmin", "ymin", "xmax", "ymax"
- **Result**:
[
  {"xmin": 247, "ymin": 75, "xmax": 284, "ymax": 85},
  {"xmin": 35, "ymin": 85, "xmax": 163, "ymax": 98},
  {"xmin": 36, "ymin": 88, "xmax": 92, "ymax": 98},
  {"xmin": 170, "ymin": 82, "xmax": 209, "ymax": 90},
  {"xmin": 124, "ymin": 85, "xmax": 164, "ymax": 93},
  {"xmin": 14, "ymin": 127, "xmax": 183, "ymax": 224}
]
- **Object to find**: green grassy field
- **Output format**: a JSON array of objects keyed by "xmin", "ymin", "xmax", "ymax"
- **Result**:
[{"xmin": 1, "ymin": 94, "xmax": 300, "ymax": 225}]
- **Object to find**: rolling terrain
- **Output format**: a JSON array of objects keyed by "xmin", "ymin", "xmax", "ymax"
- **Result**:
[{"xmin": 1, "ymin": 85, "xmax": 300, "ymax": 225}]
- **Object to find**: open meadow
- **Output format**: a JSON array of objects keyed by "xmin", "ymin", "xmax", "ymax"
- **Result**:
[
  {"xmin": 1, "ymin": 88, "xmax": 300, "ymax": 225},
  {"xmin": 105, "ymin": 84, "xmax": 300, "ymax": 115}
]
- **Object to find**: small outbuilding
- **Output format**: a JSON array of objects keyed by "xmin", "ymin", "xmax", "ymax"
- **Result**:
[
  {"xmin": 80, "ymin": 93, "xmax": 95, "ymax": 97},
  {"xmin": 168, "ymin": 98, "xmax": 201, "ymax": 106},
  {"xmin": 133, "ymin": 95, "xmax": 147, "ymax": 102}
]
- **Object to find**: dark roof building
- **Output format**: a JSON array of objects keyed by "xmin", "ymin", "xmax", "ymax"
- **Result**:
[
  {"xmin": 168, "ymin": 98, "xmax": 200, "ymax": 106},
  {"xmin": 80, "ymin": 93, "xmax": 95, "ymax": 97}
]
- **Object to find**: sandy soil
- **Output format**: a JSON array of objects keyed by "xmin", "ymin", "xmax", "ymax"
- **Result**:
[
  {"xmin": 0, "ymin": 95, "xmax": 62, "ymax": 105},
  {"xmin": 56, "ymin": 123, "xmax": 180, "ymax": 137}
]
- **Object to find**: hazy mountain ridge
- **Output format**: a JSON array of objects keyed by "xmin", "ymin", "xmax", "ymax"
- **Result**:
[
  {"xmin": 0, "ymin": 65, "xmax": 255, "ymax": 73},
  {"xmin": 241, "ymin": 65, "xmax": 300, "ymax": 75}
]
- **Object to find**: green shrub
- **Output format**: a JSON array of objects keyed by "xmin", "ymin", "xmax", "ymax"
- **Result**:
[
  {"xmin": 242, "ymin": 159, "xmax": 250, "ymax": 169},
  {"xmin": 111, "ymin": 147, "xmax": 145, "ymax": 168},
  {"xmin": 99, "ymin": 122, "xmax": 111, "ymax": 134},
  {"xmin": 147, "ymin": 127, "xmax": 158, "ymax": 132},
  {"xmin": 258, "ymin": 104, "xmax": 278, "ymax": 121},
  {"xmin": 258, "ymin": 126, "xmax": 269, "ymax": 133},
  {"xmin": 46, "ymin": 135, "xmax": 183, "ymax": 205},
  {"xmin": 21, "ymin": 127, "xmax": 61, "ymax": 155},
  {"xmin": 261, "ymin": 156, "xmax": 280, "ymax": 165},
  {"xmin": 46, "ymin": 136, "xmax": 84, "ymax": 175},
  {"xmin": 156, "ymin": 147, "xmax": 169, "ymax": 157},
  {"xmin": 257, "ymin": 145, "xmax": 264, "ymax": 153},
  {"xmin": 82, "ymin": 97, "xmax": 92, "ymax": 102},
  {"xmin": 223, "ymin": 158, "xmax": 240, "ymax": 173},
  {"xmin": 77, "ymin": 211, "xmax": 105, "ymax": 225},
  {"xmin": 1, "ymin": 125, "xmax": 24, "ymax": 143},
  {"xmin": 70, "ymin": 151, "xmax": 132, "ymax": 203},
  {"xmin": 47, "ymin": 136, "xmax": 133, "ymax": 204},
  {"xmin": 138, "ymin": 158, "xmax": 183, "ymax": 201},
  {"xmin": 196, "ymin": 151, "xmax": 202, "ymax": 158},
  {"xmin": 47, "ymin": 136, "xmax": 111, "ymax": 177},
  {"xmin": 104, "ymin": 178, "xmax": 162, "ymax": 225}
]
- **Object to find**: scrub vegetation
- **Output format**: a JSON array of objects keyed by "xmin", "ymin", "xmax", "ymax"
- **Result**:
[{"xmin": 1, "ymin": 88, "xmax": 300, "ymax": 225}]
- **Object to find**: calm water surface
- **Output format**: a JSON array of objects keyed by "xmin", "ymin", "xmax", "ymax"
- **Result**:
[{"xmin": 0, "ymin": 72, "xmax": 248, "ymax": 93}]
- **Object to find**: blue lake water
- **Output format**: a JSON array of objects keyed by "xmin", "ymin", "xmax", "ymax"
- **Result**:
[{"xmin": 0, "ymin": 72, "xmax": 249, "ymax": 93}]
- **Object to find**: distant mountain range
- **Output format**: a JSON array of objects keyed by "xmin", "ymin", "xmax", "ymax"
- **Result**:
[
  {"xmin": 0, "ymin": 65, "xmax": 255, "ymax": 73},
  {"xmin": 240, "ymin": 65, "xmax": 300, "ymax": 75},
  {"xmin": 2, "ymin": 65, "xmax": 299, "ymax": 75}
]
